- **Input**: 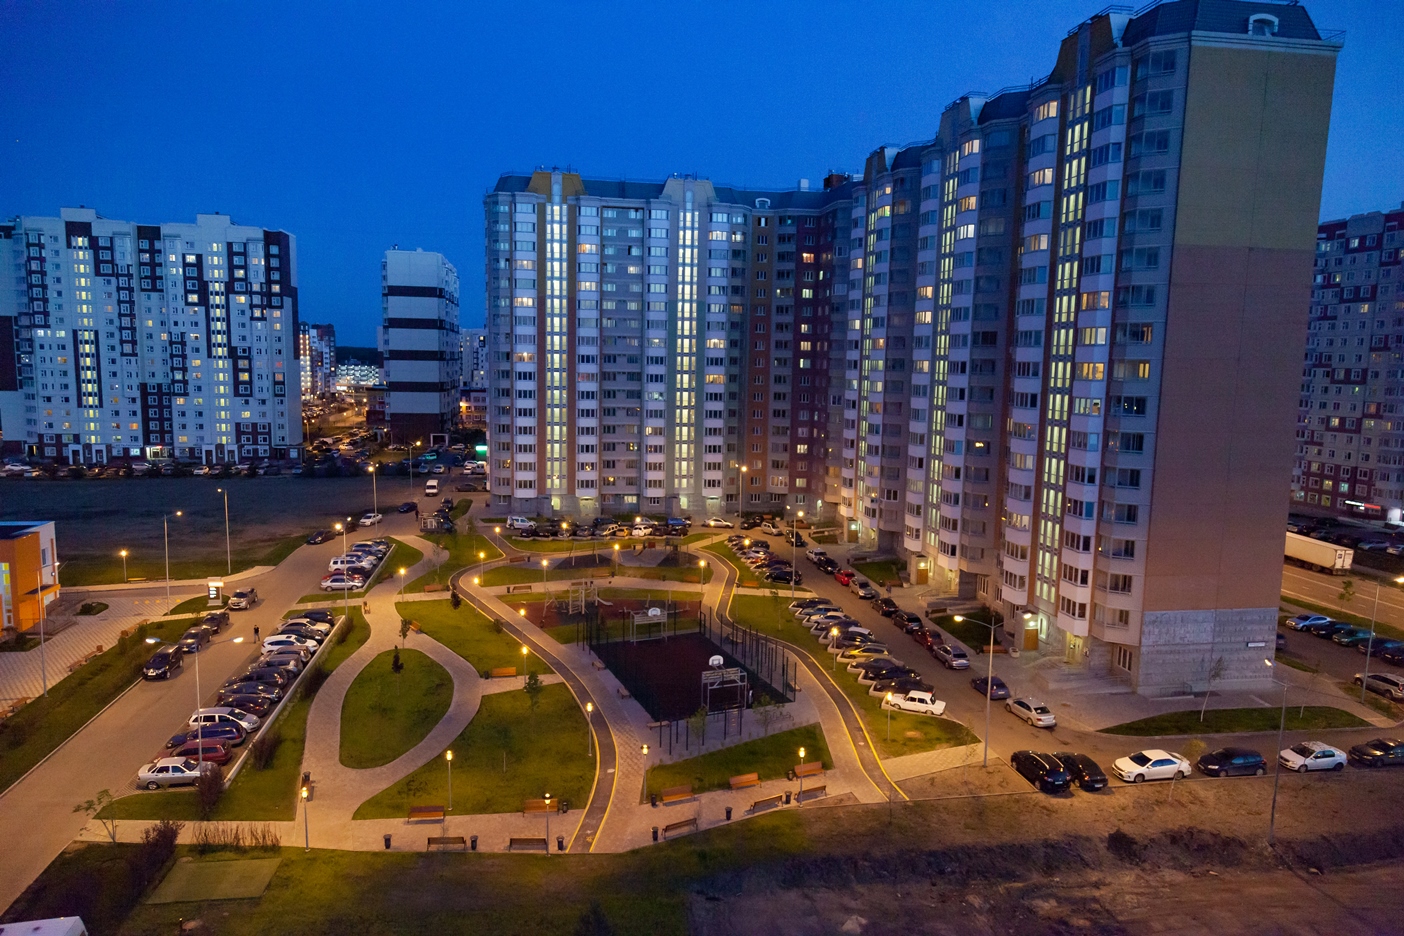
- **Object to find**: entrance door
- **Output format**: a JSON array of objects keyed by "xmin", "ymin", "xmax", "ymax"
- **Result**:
[{"xmin": 1064, "ymin": 634, "xmax": 1085, "ymax": 664}]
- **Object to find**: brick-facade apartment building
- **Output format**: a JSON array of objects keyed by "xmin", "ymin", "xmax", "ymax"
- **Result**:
[
  {"xmin": 488, "ymin": 0, "xmax": 1339, "ymax": 694},
  {"xmin": 1294, "ymin": 204, "xmax": 1404, "ymax": 521},
  {"xmin": 380, "ymin": 249, "xmax": 461, "ymax": 444},
  {"xmin": 0, "ymin": 208, "xmax": 301, "ymax": 463}
]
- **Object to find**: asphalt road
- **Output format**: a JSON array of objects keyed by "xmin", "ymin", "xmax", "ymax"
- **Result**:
[
  {"xmin": 1282, "ymin": 565, "xmax": 1404, "ymax": 630},
  {"xmin": 0, "ymin": 509, "xmax": 422, "ymax": 915}
]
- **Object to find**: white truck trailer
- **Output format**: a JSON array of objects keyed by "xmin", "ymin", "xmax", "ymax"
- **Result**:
[{"xmin": 1285, "ymin": 531, "xmax": 1353, "ymax": 574}]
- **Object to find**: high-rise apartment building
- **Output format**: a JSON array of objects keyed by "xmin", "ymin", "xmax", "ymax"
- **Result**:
[
  {"xmin": 298, "ymin": 322, "xmax": 336, "ymax": 398},
  {"xmin": 461, "ymin": 328, "xmax": 488, "ymax": 389},
  {"xmin": 488, "ymin": 0, "xmax": 1338, "ymax": 694},
  {"xmin": 1294, "ymin": 205, "xmax": 1404, "ymax": 521},
  {"xmin": 485, "ymin": 172, "xmax": 849, "ymax": 519},
  {"xmin": 380, "ymin": 249, "xmax": 461, "ymax": 443},
  {"xmin": 0, "ymin": 207, "xmax": 302, "ymax": 463}
]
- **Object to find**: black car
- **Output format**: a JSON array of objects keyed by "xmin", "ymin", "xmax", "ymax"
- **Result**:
[
  {"xmin": 233, "ymin": 667, "xmax": 292, "ymax": 688},
  {"xmin": 1010, "ymin": 751, "xmax": 1072, "ymax": 794},
  {"xmin": 142, "ymin": 646, "xmax": 184, "ymax": 680},
  {"xmin": 278, "ymin": 624, "xmax": 326, "ymax": 644},
  {"xmin": 871, "ymin": 598, "xmax": 899, "ymax": 616},
  {"xmin": 216, "ymin": 693, "xmax": 273, "ymax": 717},
  {"xmin": 872, "ymin": 676, "xmax": 934, "ymax": 696},
  {"xmin": 1379, "ymin": 646, "xmax": 1404, "ymax": 667},
  {"xmin": 765, "ymin": 570, "xmax": 803, "ymax": 585},
  {"xmin": 738, "ymin": 517, "xmax": 762, "ymax": 530},
  {"xmin": 894, "ymin": 611, "xmax": 923, "ymax": 631},
  {"xmin": 201, "ymin": 610, "xmax": 230, "ymax": 631},
  {"xmin": 1361, "ymin": 639, "xmax": 1404, "ymax": 658},
  {"xmin": 306, "ymin": 530, "xmax": 334, "ymax": 545},
  {"xmin": 970, "ymin": 675, "xmax": 1010, "ymax": 700},
  {"xmin": 396, "ymin": 502, "xmax": 417, "ymax": 513},
  {"xmin": 815, "ymin": 557, "xmax": 840, "ymax": 575},
  {"xmin": 300, "ymin": 608, "xmax": 336, "ymax": 625},
  {"xmin": 746, "ymin": 538, "xmax": 771, "ymax": 551},
  {"xmin": 1348, "ymin": 738, "xmax": 1404, "ymax": 767},
  {"xmin": 220, "ymin": 680, "xmax": 282, "ymax": 702},
  {"xmin": 1307, "ymin": 620, "xmax": 1354, "ymax": 640},
  {"xmin": 1051, "ymin": 752, "xmax": 1107, "ymax": 791},
  {"xmin": 1196, "ymin": 746, "xmax": 1267, "ymax": 778},
  {"xmin": 167, "ymin": 724, "xmax": 247, "ymax": 748}
]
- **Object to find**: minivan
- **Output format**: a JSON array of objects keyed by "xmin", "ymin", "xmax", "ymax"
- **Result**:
[
  {"xmin": 507, "ymin": 516, "xmax": 534, "ymax": 531},
  {"xmin": 761, "ymin": 521, "xmax": 783, "ymax": 535},
  {"xmin": 424, "ymin": 479, "xmax": 440, "ymax": 497}
]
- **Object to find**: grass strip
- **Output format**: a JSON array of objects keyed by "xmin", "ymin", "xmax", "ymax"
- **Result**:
[
  {"xmin": 643, "ymin": 724, "xmax": 830, "ymax": 797},
  {"xmin": 395, "ymin": 599, "xmax": 550, "ymax": 674},
  {"xmin": 339, "ymin": 648, "xmax": 453, "ymax": 769},
  {"xmin": 1102, "ymin": 705, "xmax": 1370, "ymax": 736}
]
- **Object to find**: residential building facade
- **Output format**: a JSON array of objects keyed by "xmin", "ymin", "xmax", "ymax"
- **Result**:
[
  {"xmin": 0, "ymin": 208, "xmax": 302, "ymax": 463},
  {"xmin": 0, "ymin": 521, "xmax": 59, "ymax": 635},
  {"xmin": 298, "ymin": 322, "xmax": 336, "ymax": 398},
  {"xmin": 1294, "ymin": 205, "xmax": 1404, "ymax": 521},
  {"xmin": 380, "ymin": 249, "xmax": 461, "ymax": 443},
  {"xmin": 461, "ymin": 328, "xmax": 488, "ymax": 389}
]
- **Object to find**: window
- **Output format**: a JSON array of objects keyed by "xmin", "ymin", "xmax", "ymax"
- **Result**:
[
  {"xmin": 1129, "ymin": 129, "xmax": 1170, "ymax": 156},
  {"xmin": 1092, "ymin": 105, "xmax": 1126, "ymax": 131},
  {"xmin": 1134, "ymin": 50, "xmax": 1177, "ymax": 79},
  {"xmin": 1132, "ymin": 90, "xmax": 1174, "ymax": 118}
]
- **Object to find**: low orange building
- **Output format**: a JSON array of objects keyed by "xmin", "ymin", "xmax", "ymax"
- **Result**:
[{"xmin": 0, "ymin": 521, "xmax": 59, "ymax": 635}]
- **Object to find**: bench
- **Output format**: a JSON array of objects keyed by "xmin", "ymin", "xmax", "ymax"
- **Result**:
[
  {"xmin": 729, "ymin": 772, "xmax": 761, "ymax": 791},
  {"xmin": 617, "ymin": 687, "xmax": 631, "ymax": 699},
  {"xmin": 408, "ymin": 805, "xmax": 446, "ymax": 822},
  {"xmin": 750, "ymin": 793, "xmax": 786, "ymax": 813},
  {"xmin": 592, "ymin": 660, "xmax": 606, "ymax": 670},
  {"xmin": 506, "ymin": 584, "xmax": 533, "ymax": 594},
  {"xmin": 489, "ymin": 667, "xmax": 518, "ymax": 679},
  {"xmin": 798, "ymin": 784, "xmax": 828, "ymax": 803},
  {"xmin": 423, "ymin": 583, "xmax": 446, "ymax": 593},
  {"xmin": 427, "ymin": 835, "xmax": 467, "ymax": 851},
  {"xmin": 794, "ymin": 761, "xmax": 823, "ymax": 779},
  {"xmin": 508, "ymin": 555, "xmax": 530, "ymax": 564},
  {"xmin": 522, "ymin": 798, "xmax": 553, "ymax": 815},
  {"xmin": 508, "ymin": 836, "xmax": 549, "ymax": 852},
  {"xmin": 662, "ymin": 817, "xmax": 698, "ymax": 839},
  {"xmin": 659, "ymin": 784, "xmax": 693, "ymax": 805}
]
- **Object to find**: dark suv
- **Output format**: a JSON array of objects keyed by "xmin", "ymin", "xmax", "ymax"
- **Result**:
[
  {"xmin": 1051, "ymin": 752, "xmax": 1107, "ymax": 791},
  {"xmin": 1010, "ymin": 751, "xmax": 1072, "ymax": 794},
  {"xmin": 142, "ymin": 646, "xmax": 184, "ymax": 680},
  {"xmin": 1196, "ymin": 747, "xmax": 1267, "ymax": 778}
]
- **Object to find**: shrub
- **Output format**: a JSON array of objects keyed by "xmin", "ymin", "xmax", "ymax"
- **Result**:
[
  {"xmin": 1107, "ymin": 828, "xmax": 1142, "ymax": 863},
  {"xmin": 300, "ymin": 664, "xmax": 330, "ymax": 699},
  {"xmin": 130, "ymin": 819, "xmax": 183, "ymax": 886},
  {"xmin": 250, "ymin": 726, "xmax": 282, "ymax": 770},
  {"xmin": 196, "ymin": 765, "xmax": 224, "ymax": 819}
]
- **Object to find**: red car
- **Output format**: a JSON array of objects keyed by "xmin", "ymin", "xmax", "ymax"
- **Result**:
[
  {"xmin": 168, "ymin": 740, "xmax": 232, "ymax": 765},
  {"xmin": 834, "ymin": 569, "xmax": 857, "ymax": 586}
]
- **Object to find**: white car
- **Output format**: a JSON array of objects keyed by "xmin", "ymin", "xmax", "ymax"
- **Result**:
[
  {"xmin": 932, "ymin": 644, "xmax": 971, "ymax": 670},
  {"xmin": 138, "ymin": 756, "xmax": 218, "ymax": 790},
  {"xmin": 227, "ymin": 589, "xmax": 257, "ymax": 610},
  {"xmin": 1279, "ymin": 741, "xmax": 1347, "ymax": 773},
  {"xmin": 704, "ymin": 517, "xmax": 733, "ymax": 528},
  {"xmin": 805, "ymin": 548, "xmax": 828, "ymax": 563},
  {"xmin": 1112, "ymin": 749, "xmax": 1191, "ymax": 783},
  {"xmin": 192, "ymin": 465, "xmax": 211, "ymax": 476},
  {"xmin": 882, "ymin": 690, "xmax": 947, "ymax": 717},
  {"xmin": 1006, "ymin": 697, "xmax": 1057, "ymax": 728},
  {"xmin": 189, "ymin": 706, "xmax": 261, "ymax": 732},
  {"xmin": 359, "ymin": 512, "xmax": 383, "ymax": 527},
  {"xmin": 262, "ymin": 634, "xmax": 317, "ymax": 655}
]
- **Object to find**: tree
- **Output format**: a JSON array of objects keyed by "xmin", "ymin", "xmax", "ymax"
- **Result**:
[
  {"xmin": 1199, "ymin": 656, "xmax": 1226, "ymax": 722},
  {"xmin": 687, "ymin": 705, "xmax": 709, "ymax": 748},
  {"xmin": 574, "ymin": 902, "xmax": 615, "ymax": 936},
  {"xmin": 391, "ymin": 648, "xmax": 404, "ymax": 677},
  {"xmin": 196, "ymin": 764, "xmax": 224, "ymax": 819},
  {"xmin": 450, "ymin": 589, "xmax": 462, "ymax": 610},
  {"xmin": 1338, "ymin": 578, "xmax": 1357, "ymax": 609},
  {"xmin": 73, "ymin": 789, "xmax": 118, "ymax": 843},
  {"xmin": 400, "ymin": 618, "xmax": 412, "ymax": 646},
  {"xmin": 524, "ymin": 672, "xmax": 543, "ymax": 717},
  {"xmin": 753, "ymin": 694, "xmax": 779, "ymax": 736}
]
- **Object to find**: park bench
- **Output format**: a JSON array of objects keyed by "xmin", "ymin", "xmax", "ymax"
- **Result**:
[
  {"xmin": 407, "ymin": 621, "xmax": 423, "ymax": 634},
  {"xmin": 798, "ymin": 784, "xmax": 827, "ymax": 803},
  {"xmin": 408, "ymin": 805, "xmax": 445, "ymax": 822},
  {"xmin": 728, "ymin": 772, "xmax": 761, "ymax": 791},
  {"xmin": 506, "ymin": 584, "xmax": 533, "ymax": 594},
  {"xmin": 750, "ymin": 793, "xmax": 785, "ymax": 813},
  {"xmin": 660, "ymin": 784, "xmax": 693, "ymax": 805},
  {"xmin": 508, "ymin": 555, "xmax": 530, "ymax": 563},
  {"xmin": 424, "ymin": 583, "xmax": 447, "ymax": 593},
  {"xmin": 427, "ymin": 836, "xmax": 467, "ymax": 851},
  {"xmin": 508, "ymin": 837, "xmax": 549, "ymax": 852},
  {"xmin": 793, "ymin": 761, "xmax": 823, "ymax": 780},
  {"xmin": 662, "ymin": 817, "xmax": 698, "ymax": 839},
  {"xmin": 522, "ymin": 798, "xmax": 553, "ymax": 815},
  {"xmin": 617, "ymin": 687, "xmax": 631, "ymax": 699},
  {"xmin": 489, "ymin": 667, "xmax": 518, "ymax": 679},
  {"xmin": 4, "ymin": 697, "xmax": 31, "ymax": 718}
]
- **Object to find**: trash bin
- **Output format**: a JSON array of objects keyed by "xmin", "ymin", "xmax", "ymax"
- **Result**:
[
  {"xmin": 559, "ymin": 799, "xmax": 569, "ymax": 814},
  {"xmin": 650, "ymin": 793, "xmax": 658, "ymax": 808},
  {"xmin": 725, "ymin": 806, "xmax": 733, "ymax": 821},
  {"xmin": 557, "ymin": 835, "xmax": 565, "ymax": 852},
  {"xmin": 383, "ymin": 834, "xmax": 391, "ymax": 850},
  {"xmin": 784, "ymin": 790, "xmax": 793, "ymax": 805},
  {"xmin": 651, "ymin": 826, "xmax": 659, "ymax": 842}
]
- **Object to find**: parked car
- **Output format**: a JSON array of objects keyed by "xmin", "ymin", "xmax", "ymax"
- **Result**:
[
  {"xmin": 834, "ymin": 569, "xmax": 856, "ymax": 586},
  {"xmin": 765, "ymin": 569, "xmax": 803, "ymax": 585},
  {"xmin": 871, "ymin": 676, "xmax": 933, "ymax": 697},
  {"xmin": 1306, "ymin": 620, "xmax": 1354, "ymax": 640},
  {"xmin": 220, "ymin": 680, "xmax": 282, "ymax": 702},
  {"xmin": 1196, "ymin": 746, "xmax": 1267, "ymax": 778},
  {"xmin": 704, "ymin": 517, "xmax": 733, "ymax": 528},
  {"xmin": 1360, "ymin": 639, "xmax": 1404, "ymax": 658},
  {"xmin": 177, "ymin": 625, "xmax": 214, "ymax": 654},
  {"xmin": 1006, "ymin": 697, "xmax": 1057, "ymax": 728},
  {"xmin": 881, "ymin": 690, "xmax": 946, "ymax": 717},
  {"xmin": 306, "ymin": 530, "xmax": 334, "ymax": 545},
  {"xmin": 1279, "ymin": 741, "xmax": 1347, "ymax": 773},
  {"xmin": 1380, "ymin": 645, "xmax": 1404, "ymax": 667},
  {"xmin": 258, "ymin": 653, "xmax": 306, "ymax": 673},
  {"xmin": 137, "ymin": 757, "xmax": 218, "ymax": 790},
  {"xmin": 189, "ymin": 706, "xmax": 261, "ymax": 732},
  {"xmin": 815, "ymin": 557, "xmax": 840, "ymax": 575},
  {"xmin": 849, "ymin": 579, "xmax": 877, "ymax": 600},
  {"xmin": 359, "ymin": 512, "xmax": 383, "ymax": 527},
  {"xmin": 789, "ymin": 598, "xmax": 828, "ymax": 612},
  {"xmin": 216, "ymin": 694, "xmax": 273, "ymax": 718},
  {"xmin": 262, "ymin": 634, "xmax": 317, "ymax": 655},
  {"xmin": 227, "ymin": 588, "xmax": 258, "ymax": 610},
  {"xmin": 142, "ymin": 646, "xmax": 184, "ymax": 680},
  {"xmin": 1354, "ymin": 672, "xmax": 1404, "ymax": 701},
  {"xmin": 232, "ymin": 667, "xmax": 293, "ymax": 689},
  {"xmin": 893, "ymin": 611, "xmax": 923, "ymax": 631},
  {"xmin": 1010, "ymin": 751, "xmax": 1072, "ymax": 794},
  {"xmin": 970, "ymin": 675, "xmax": 1010, "ymax": 700},
  {"xmin": 320, "ymin": 573, "xmax": 365, "ymax": 591},
  {"xmin": 282, "ymin": 617, "xmax": 333, "ymax": 638},
  {"xmin": 201, "ymin": 610, "xmax": 230, "ymax": 631},
  {"xmin": 1333, "ymin": 627, "xmax": 1378, "ymax": 648},
  {"xmin": 1348, "ymin": 738, "xmax": 1404, "ymax": 768},
  {"xmin": 908, "ymin": 625, "xmax": 938, "ymax": 648},
  {"xmin": 932, "ymin": 644, "xmax": 971, "ymax": 670},
  {"xmin": 278, "ymin": 624, "xmax": 326, "ymax": 644},
  {"xmin": 838, "ymin": 645, "xmax": 892, "ymax": 664},
  {"xmin": 805, "ymin": 547, "xmax": 828, "ymax": 563},
  {"xmin": 871, "ymin": 597, "xmax": 899, "ymax": 616},
  {"xmin": 299, "ymin": 608, "xmax": 336, "ymax": 626},
  {"xmin": 1284, "ymin": 614, "xmax": 1330, "ymax": 631},
  {"xmin": 166, "ymin": 724, "xmax": 246, "ymax": 749},
  {"xmin": 169, "ymin": 740, "xmax": 232, "ymax": 766},
  {"xmin": 1050, "ymin": 752, "xmax": 1107, "ymax": 791},
  {"xmin": 1112, "ymin": 749, "xmax": 1191, "ymax": 783},
  {"xmin": 738, "ymin": 517, "xmax": 762, "ymax": 530}
]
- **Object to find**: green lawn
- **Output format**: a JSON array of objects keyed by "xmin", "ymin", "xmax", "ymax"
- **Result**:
[
  {"xmin": 0, "ymin": 617, "xmax": 197, "ymax": 795},
  {"xmin": 482, "ymin": 561, "xmax": 711, "ymax": 587},
  {"xmin": 643, "ymin": 724, "xmax": 830, "ymax": 798},
  {"xmin": 405, "ymin": 529, "xmax": 502, "ymax": 593},
  {"xmin": 1103, "ymin": 705, "xmax": 1370, "ymax": 736},
  {"xmin": 354, "ymin": 682, "xmax": 591, "ymax": 817},
  {"xmin": 726, "ymin": 594, "xmax": 978, "ymax": 758},
  {"xmin": 852, "ymin": 560, "xmax": 904, "ymax": 587},
  {"xmin": 62, "ymin": 531, "xmax": 308, "ymax": 587},
  {"xmin": 395, "ymin": 599, "xmax": 548, "ymax": 674},
  {"xmin": 76, "ymin": 601, "xmax": 108, "ymax": 616},
  {"xmin": 99, "ymin": 610, "xmax": 371, "ymax": 822},
  {"xmin": 168, "ymin": 594, "xmax": 217, "ymax": 616},
  {"xmin": 928, "ymin": 611, "xmax": 1004, "ymax": 652},
  {"xmin": 340, "ymin": 648, "xmax": 453, "ymax": 769}
]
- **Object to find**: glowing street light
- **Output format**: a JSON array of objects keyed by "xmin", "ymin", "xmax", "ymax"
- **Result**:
[
  {"xmin": 119, "ymin": 549, "xmax": 129, "ymax": 583},
  {"xmin": 798, "ymin": 747, "xmax": 807, "ymax": 805},
  {"xmin": 585, "ymin": 702, "xmax": 595, "ymax": 756},
  {"xmin": 301, "ymin": 785, "xmax": 310, "ymax": 851},
  {"xmin": 446, "ymin": 749, "xmax": 454, "ymax": 811}
]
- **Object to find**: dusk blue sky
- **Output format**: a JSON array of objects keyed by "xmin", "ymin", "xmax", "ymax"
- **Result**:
[{"xmin": 3, "ymin": 1, "xmax": 1400, "ymax": 345}]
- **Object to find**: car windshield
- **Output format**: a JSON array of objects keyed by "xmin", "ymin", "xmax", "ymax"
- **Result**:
[
  {"xmin": 950, "ymin": 649, "xmax": 967, "ymax": 658},
  {"xmin": 1033, "ymin": 706, "xmax": 1052, "ymax": 715},
  {"xmin": 1289, "ymin": 743, "xmax": 1317, "ymax": 758},
  {"xmin": 1128, "ymin": 752, "xmax": 1153, "ymax": 767}
]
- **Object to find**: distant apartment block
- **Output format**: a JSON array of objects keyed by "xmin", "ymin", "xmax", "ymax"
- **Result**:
[
  {"xmin": 1294, "ymin": 205, "xmax": 1404, "ymax": 520},
  {"xmin": 334, "ymin": 350, "xmax": 382, "ymax": 390},
  {"xmin": 298, "ymin": 322, "xmax": 336, "ymax": 398},
  {"xmin": 0, "ymin": 521, "xmax": 59, "ymax": 636},
  {"xmin": 380, "ymin": 249, "xmax": 461, "ymax": 443},
  {"xmin": 490, "ymin": 0, "xmax": 1339, "ymax": 695},
  {"xmin": 0, "ymin": 207, "xmax": 302, "ymax": 463},
  {"xmin": 461, "ymin": 328, "xmax": 488, "ymax": 388}
]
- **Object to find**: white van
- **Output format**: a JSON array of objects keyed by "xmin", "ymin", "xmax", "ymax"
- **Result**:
[
  {"xmin": 761, "ymin": 521, "xmax": 783, "ymax": 535},
  {"xmin": 424, "ymin": 479, "xmax": 440, "ymax": 497},
  {"xmin": 506, "ymin": 516, "xmax": 534, "ymax": 531}
]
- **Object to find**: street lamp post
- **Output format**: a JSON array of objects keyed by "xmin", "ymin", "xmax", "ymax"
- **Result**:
[
  {"xmin": 1360, "ymin": 576, "xmax": 1404, "ymax": 704},
  {"xmin": 163, "ymin": 510, "xmax": 183, "ymax": 613},
  {"xmin": 830, "ymin": 627, "xmax": 839, "ymax": 670},
  {"xmin": 1265, "ymin": 658, "xmax": 1288, "ymax": 847},
  {"xmin": 641, "ymin": 744, "xmax": 650, "ymax": 801},
  {"xmin": 119, "ymin": 549, "xmax": 128, "ymax": 583},
  {"xmin": 369, "ymin": 464, "xmax": 378, "ymax": 517},
  {"xmin": 397, "ymin": 567, "xmax": 406, "ymax": 601},
  {"xmin": 216, "ymin": 487, "xmax": 231, "ymax": 575},
  {"xmin": 957, "ymin": 614, "xmax": 997, "ymax": 769},
  {"xmin": 798, "ymin": 746, "xmax": 807, "ymax": 805},
  {"xmin": 446, "ymin": 750, "xmax": 454, "ymax": 811},
  {"xmin": 521, "ymin": 643, "xmax": 530, "ymax": 675},
  {"xmin": 335, "ymin": 520, "xmax": 350, "ymax": 620},
  {"xmin": 885, "ymin": 692, "xmax": 893, "ymax": 741},
  {"xmin": 543, "ymin": 792, "xmax": 552, "ymax": 852},
  {"xmin": 612, "ymin": 543, "xmax": 620, "ymax": 577},
  {"xmin": 301, "ymin": 785, "xmax": 310, "ymax": 851},
  {"xmin": 787, "ymin": 508, "xmax": 804, "ymax": 601},
  {"xmin": 586, "ymin": 701, "xmax": 594, "ymax": 757}
]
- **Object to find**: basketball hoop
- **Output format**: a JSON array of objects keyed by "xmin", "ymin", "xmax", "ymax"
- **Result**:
[{"xmin": 708, "ymin": 654, "xmax": 724, "ymax": 668}]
